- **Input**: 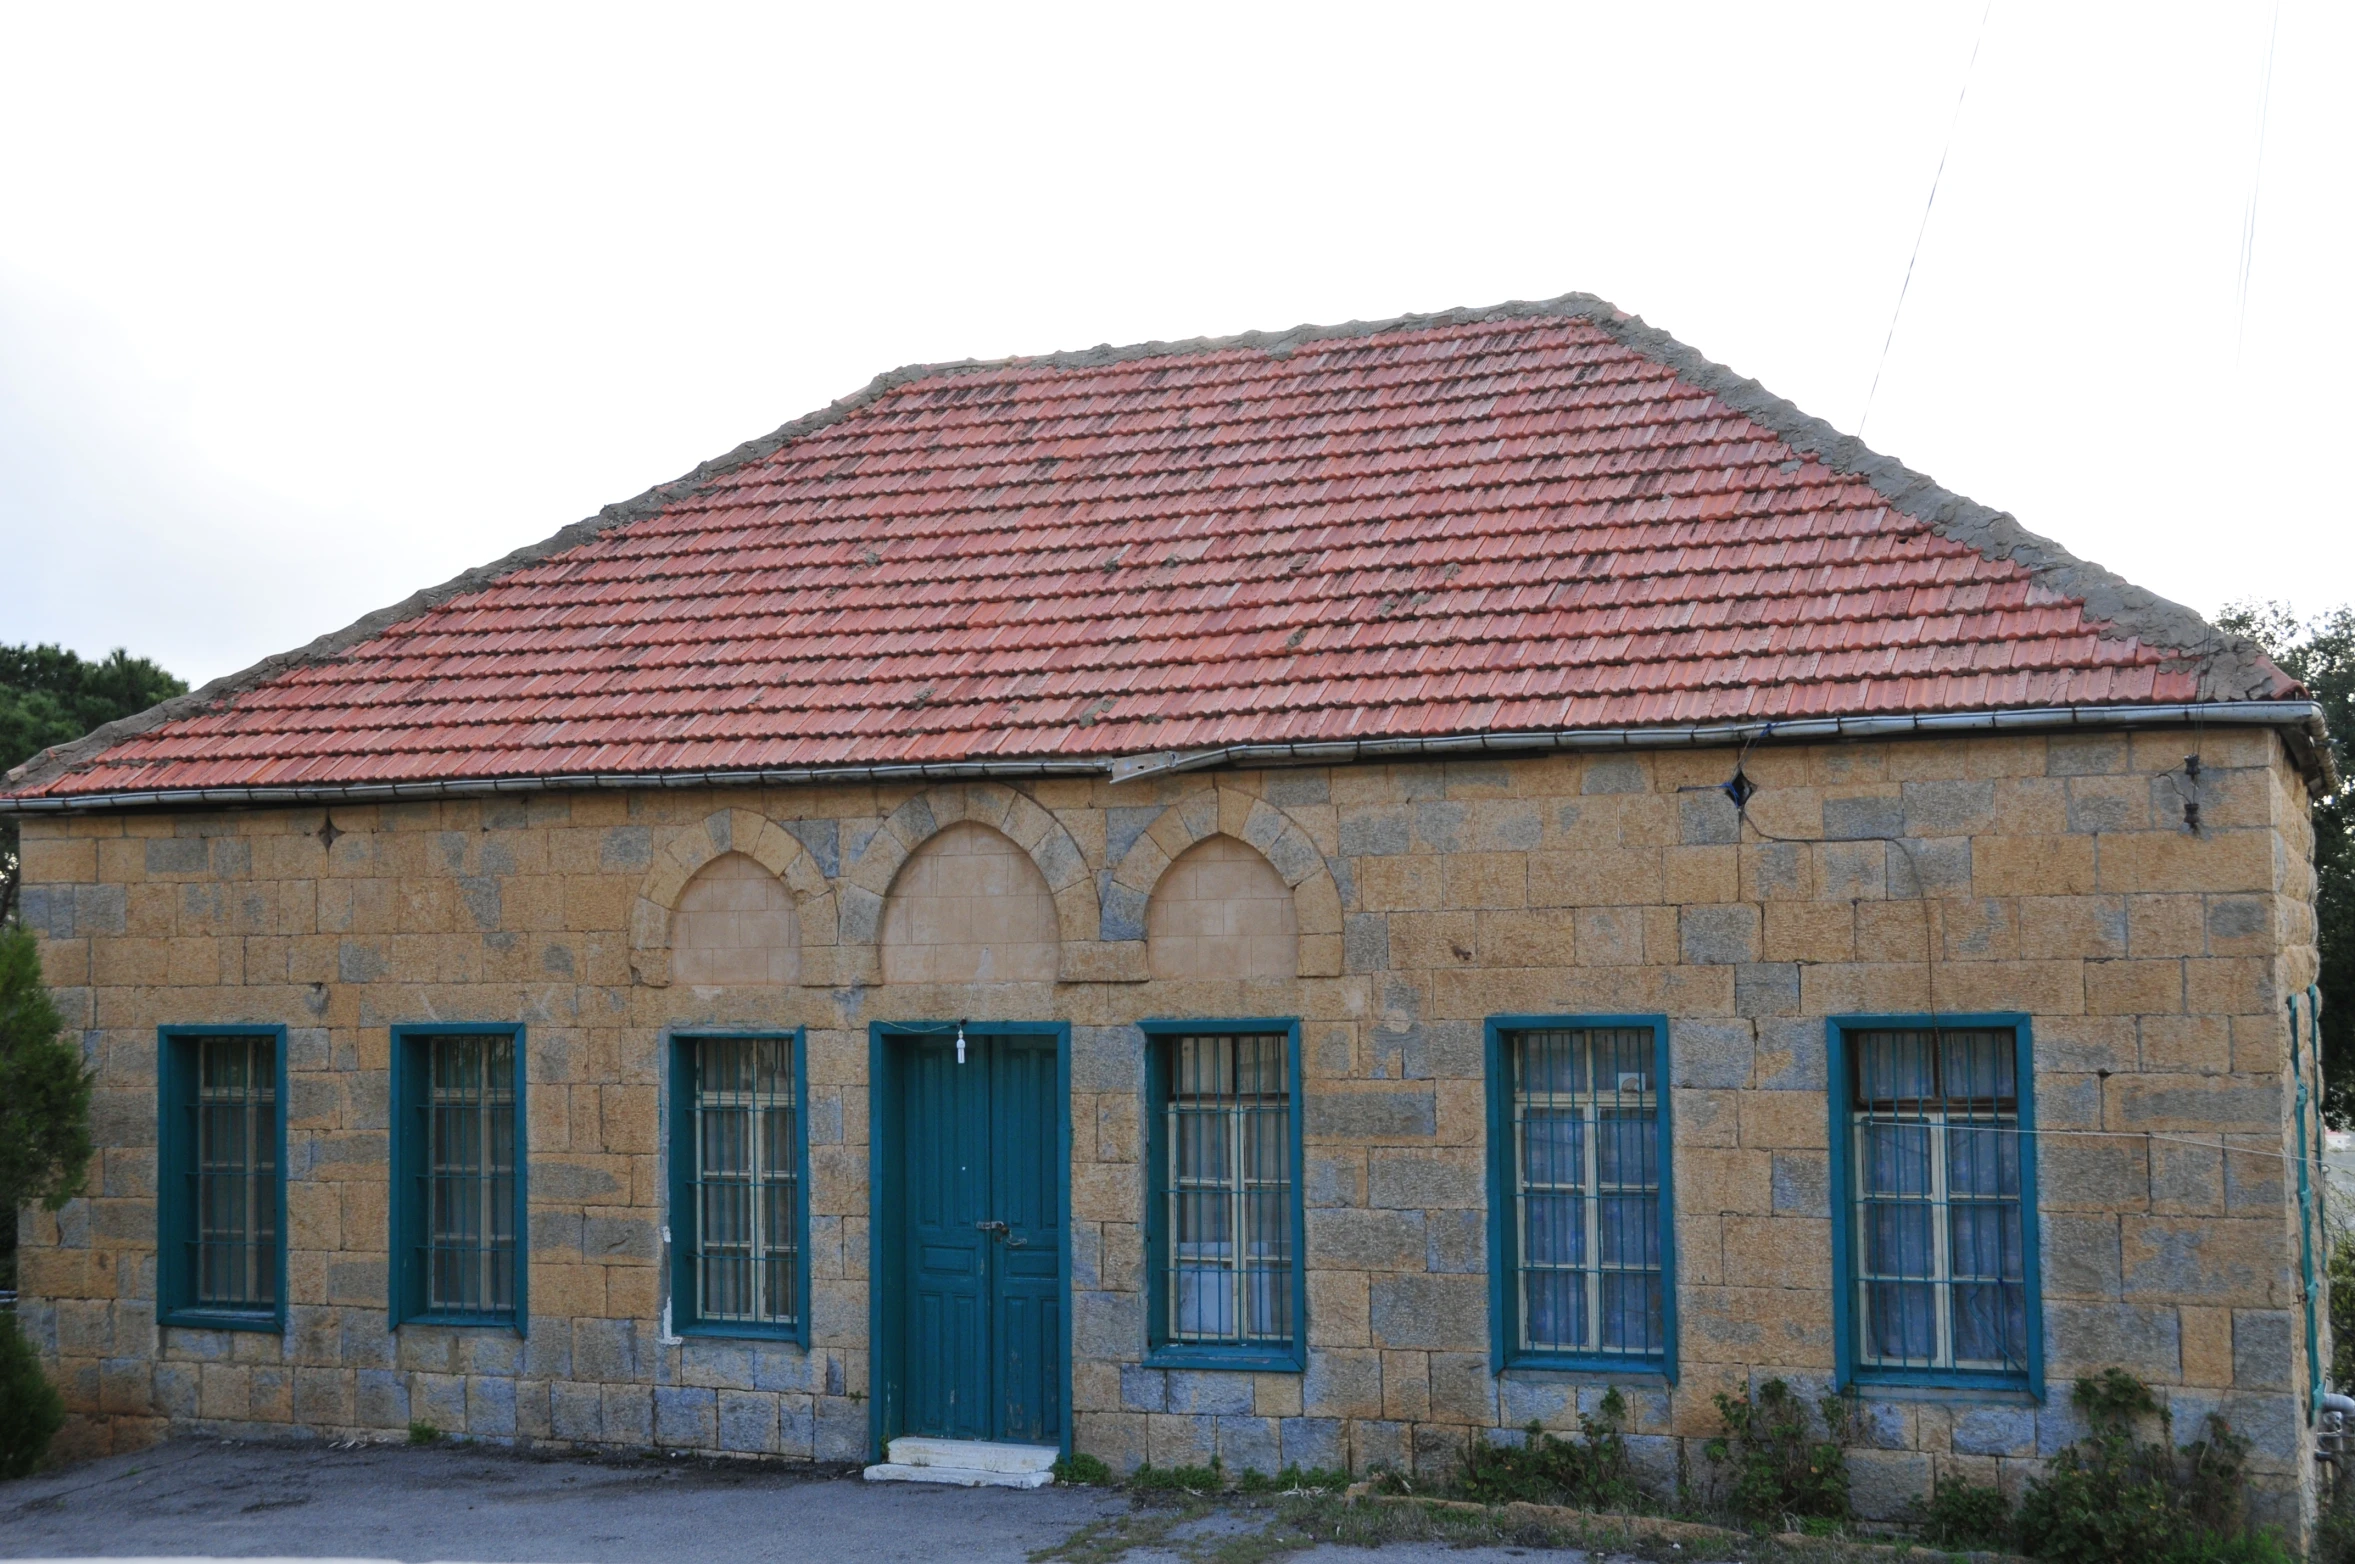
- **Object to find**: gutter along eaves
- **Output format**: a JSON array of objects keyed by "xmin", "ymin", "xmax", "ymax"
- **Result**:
[{"xmin": 0, "ymin": 701, "xmax": 2329, "ymax": 816}]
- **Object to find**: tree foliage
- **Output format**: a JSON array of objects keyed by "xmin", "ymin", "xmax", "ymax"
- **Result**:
[
  {"xmin": 0, "ymin": 643, "xmax": 188, "ymax": 924},
  {"xmin": 0, "ymin": 925, "xmax": 92, "ymax": 1218},
  {"xmin": 2216, "ymin": 602, "xmax": 2354, "ymax": 1115}
]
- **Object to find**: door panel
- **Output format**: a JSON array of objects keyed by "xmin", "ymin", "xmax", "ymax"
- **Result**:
[
  {"xmin": 896, "ymin": 1031, "xmax": 1065, "ymax": 1449},
  {"xmin": 991, "ymin": 1037, "xmax": 1064, "ymax": 1445},
  {"xmin": 904, "ymin": 1036, "xmax": 990, "ymax": 1440}
]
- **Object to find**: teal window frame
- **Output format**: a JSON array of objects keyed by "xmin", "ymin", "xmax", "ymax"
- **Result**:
[
  {"xmin": 390, "ymin": 1023, "xmax": 528, "ymax": 1332},
  {"xmin": 156, "ymin": 1024, "xmax": 289, "ymax": 1332},
  {"xmin": 1827, "ymin": 1013, "xmax": 2042, "ymax": 1397},
  {"xmin": 1483, "ymin": 1014, "xmax": 1677, "ymax": 1379},
  {"xmin": 1141, "ymin": 1018, "xmax": 1307, "ymax": 1373},
  {"xmin": 666, "ymin": 1029, "xmax": 811, "ymax": 1345}
]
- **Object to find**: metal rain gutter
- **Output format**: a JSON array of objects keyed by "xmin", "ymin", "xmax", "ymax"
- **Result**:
[{"xmin": 0, "ymin": 700, "xmax": 2332, "ymax": 815}]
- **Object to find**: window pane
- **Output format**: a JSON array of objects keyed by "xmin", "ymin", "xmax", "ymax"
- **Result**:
[
  {"xmin": 691, "ymin": 1036, "xmax": 797, "ymax": 1326},
  {"xmin": 1509, "ymin": 1028, "xmax": 1662, "ymax": 1360},
  {"xmin": 1850, "ymin": 1027, "xmax": 2028, "ymax": 1376},
  {"xmin": 426, "ymin": 1034, "xmax": 517, "ymax": 1315},
  {"xmin": 1163, "ymin": 1033, "xmax": 1293, "ymax": 1348},
  {"xmin": 192, "ymin": 1035, "xmax": 276, "ymax": 1310}
]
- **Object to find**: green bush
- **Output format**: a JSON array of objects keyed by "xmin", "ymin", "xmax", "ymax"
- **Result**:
[
  {"xmin": 1702, "ymin": 1378, "xmax": 1851, "ymax": 1526},
  {"xmin": 2014, "ymin": 1369, "xmax": 2286, "ymax": 1564},
  {"xmin": 1457, "ymin": 1387, "xmax": 1642, "ymax": 1511},
  {"xmin": 407, "ymin": 1421, "xmax": 441, "ymax": 1445},
  {"xmin": 1129, "ymin": 1455, "xmax": 1220, "ymax": 1493},
  {"xmin": 1910, "ymin": 1475, "xmax": 2013, "ymax": 1550},
  {"xmin": 1233, "ymin": 1464, "xmax": 1348, "ymax": 1495},
  {"xmin": 0, "ymin": 1310, "xmax": 65, "ymax": 1479},
  {"xmin": 1051, "ymin": 1451, "xmax": 1112, "ymax": 1486}
]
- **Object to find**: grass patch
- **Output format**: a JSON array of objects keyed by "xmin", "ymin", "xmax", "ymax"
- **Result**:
[
  {"xmin": 406, "ymin": 1421, "xmax": 441, "ymax": 1445},
  {"xmin": 1051, "ymin": 1452, "xmax": 1114, "ymax": 1487}
]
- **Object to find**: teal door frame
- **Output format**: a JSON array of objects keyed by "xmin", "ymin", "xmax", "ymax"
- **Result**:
[{"xmin": 868, "ymin": 1020, "xmax": 1073, "ymax": 1458}]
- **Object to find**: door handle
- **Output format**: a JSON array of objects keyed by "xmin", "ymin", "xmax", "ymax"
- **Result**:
[{"xmin": 975, "ymin": 1220, "xmax": 1009, "ymax": 1237}]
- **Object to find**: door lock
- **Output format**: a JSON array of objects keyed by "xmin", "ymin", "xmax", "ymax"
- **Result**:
[{"xmin": 975, "ymin": 1220, "xmax": 1009, "ymax": 1237}]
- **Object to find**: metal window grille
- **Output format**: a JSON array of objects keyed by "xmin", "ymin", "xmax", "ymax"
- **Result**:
[
  {"xmin": 1850, "ymin": 1027, "xmax": 2026, "ymax": 1373},
  {"xmin": 192, "ymin": 1035, "xmax": 276, "ymax": 1309},
  {"xmin": 427, "ymin": 1034, "xmax": 516, "ymax": 1313},
  {"xmin": 691, "ymin": 1036, "xmax": 799, "ymax": 1327},
  {"xmin": 1510, "ymin": 1027, "xmax": 1663, "ymax": 1357},
  {"xmin": 1165, "ymin": 1033, "xmax": 1293, "ymax": 1347}
]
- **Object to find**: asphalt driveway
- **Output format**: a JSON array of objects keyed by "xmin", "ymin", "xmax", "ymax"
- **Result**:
[{"xmin": 0, "ymin": 1437, "xmax": 1645, "ymax": 1564}]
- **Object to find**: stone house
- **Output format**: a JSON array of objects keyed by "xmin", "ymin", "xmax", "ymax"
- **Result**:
[{"xmin": 3, "ymin": 296, "xmax": 2334, "ymax": 1535}]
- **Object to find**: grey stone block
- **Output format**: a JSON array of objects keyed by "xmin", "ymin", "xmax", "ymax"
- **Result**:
[
  {"xmin": 1754, "ymin": 1017, "xmax": 1825, "ymax": 1090},
  {"xmin": 785, "ymin": 818, "xmax": 840, "ymax": 877},
  {"xmin": 337, "ymin": 941, "xmax": 387, "ymax": 983},
  {"xmin": 655, "ymin": 1385, "xmax": 717, "ymax": 1447},
  {"xmin": 1887, "ymin": 837, "xmax": 1971, "ymax": 897},
  {"xmin": 1279, "ymin": 1417, "xmax": 1346, "ymax": 1473},
  {"xmin": 1680, "ymin": 905, "xmax": 1759, "ymax": 966},
  {"xmin": 751, "ymin": 1342, "xmax": 818, "ymax": 1393},
  {"xmin": 1680, "ymin": 791, "xmax": 1740, "ymax": 845},
  {"xmin": 1166, "ymin": 1371, "xmax": 1254, "ymax": 1416},
  {"xmin": 1367, "ymin": 1152, "xmax": 1482, "ymax": 1209},
  {"xmin": 1902, "ymin": 780, "xmax": 1995, "ymax": 836},
  {"xmin": 1217, "ymin": 1415, "xmax": 1282, "ymax": 1478},
  {"xmin": 601, "ymin": 1384, "xmax": 653, "ymax": 1443},
  {"xmin": 574, "ymin": 1318, "xmax": 638, "ymax": 1382},
  {"xmin": 457, "ymin": 1333, "xmax": 522, "ymax": 1376},
  {"xmin": 1426, "ymin": 1210, "xmax": 1487, "ymax": 1274},
  {"xmin": 1735, "ymin": 963, "xmax": 1800, "ymax": 1017},
  {"xmin": 467, "ymin": 1375, "xmax": 518, "ymax": 1437},
  {"xmin": 816, "ymin": 1395, "xmax": 868, "ymax": 1462},
  {"xmin": 1121, "ymin": 1364, "xmax": 1168, "ymax": 1412},
  {"xmin": 146, "ymin": 837, "xmax": 208, "ymax": 874},
  {"xmin": 1071, "ymin": 1026, "xmax": 1144, "ymax": 1093},
  {"xmin": 1338, "ymin": 808, "xmax": 1412, "ymax": 858},
  {"xmin": 1100, "ymin": 878, "xmax": 1147, "ymax": 942},
  {"xmin": 2048, "ymin": 1301, "xmax": 2180, "ymax": 1379},
  {"xmin": 1823, "ymin": 796, "xmax": 1902, "ymax": 841},
  {"xmin": 1344, "ymin": 914, "xmax": 1389, "ymax": 975},
  {"xmin": 1412, "ymin": 802, "xmax": 1467, "ymax": 854},
  {"xmin": 1846, "ymin": 1448, "xmax": 1932, "ymax": 1522},
  {"xmin": 1951, "ymin": 1405, "xmax": 2036, "ymax": 1456},
  {"xmin": 1353, "ymin": 1418, "xmax": 1409, "ymax": 1474},
  {"xmin": 411, "ymin": 1372, "xmax": 467, "ymax": 1431},
  {"xmin": 583, "ymin": 1215, "xmax": 658, "ymax": 1265},
  {"xmin": 720, "ymin": 1391, "xmax": 778, "ymax": 1453},
  {"xmin": 1672, "ymin": 1019, "xmax": 1754, "ymax": 1089},
  {"xmin": 1074, "ymin": 1290, "xmax": 1144, "ymax": 1361},
  {"xmin": 1770, "ymin": 1151, "xmax": 1828, "ymax": 1216},
  {"xmin": 1309, "ymin": 1208, "xmax": 1427, "ymax": 1270},
  {"xmin": 551, "ymin": 1380, "xmax": 603, "ymax": 1441},
  {"xmin": 356, "ymin": 1368, "xmax": 408, "ymax": 1428},
  {"xmin": 1368, "ymin": 1275, "xmax": 1486, "ymax": 1350},
  {"xmin": 1581, "ymin": 758, "xmax": 1647, "ymax": 795},
  {"xmin": 1306, "ymin": 1091, "xmax": 1436, "ymax": 1140},
  {"xmin": 2233, "ymin": 1311, "xmax": 2295, "ymax": 1391},
  {"xmin": 779, "ymin": 1394, "xmax": 817, "ymax": 1457}
]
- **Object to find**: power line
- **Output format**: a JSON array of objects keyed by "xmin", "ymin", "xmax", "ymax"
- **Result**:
[{"xmin": 1857, "ymin": 0, "xmax": 1994, "ymax": 443}]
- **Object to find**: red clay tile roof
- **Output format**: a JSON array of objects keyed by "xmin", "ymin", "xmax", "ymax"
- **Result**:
[{"xmin": 2, "ymin": 295, "xmax": 2301, "ymax": 805}]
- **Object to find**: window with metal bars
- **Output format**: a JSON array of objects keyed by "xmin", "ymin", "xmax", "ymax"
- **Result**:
[
  {"xmin": 157, "ymin": 1027, "xmax": 285, "ymax": 1330},
  {"xmin": 1485, "ymin": 1018, "xmax": 1674, "ymax": 1374},
  {"xmin": 1144, "ymin": 1023, "xmax": 1303, "ymax": 1369},
  {"xmin": 392, "ymin": 1025, "xmax": 526, "ymax": 1328},
  {"xmin": 667, "ymin": 1032, "xmax": 806, "ymax": 1340},
  {"xmin": 1831, "ymin": 1017, "xmax": 2040, "ymax": 1392}
]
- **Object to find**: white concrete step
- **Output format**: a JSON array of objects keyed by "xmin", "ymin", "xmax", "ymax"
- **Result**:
[
  {"xmin": 888, "ymin": 1437, "xmax": 1058, "ymax": 1473},
  {"xmin": 862, "ymin": 1461, "xmax": 1052, "ymax": 1489},
  {"xmin": 863, "ymin": 1437, "xmax": 1057, "ymax": 1488}
]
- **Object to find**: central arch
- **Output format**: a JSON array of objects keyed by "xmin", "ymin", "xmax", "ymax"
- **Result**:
[{"xmin": 880, "ymin": 821, "xmax": 1060, "ymax": 984}]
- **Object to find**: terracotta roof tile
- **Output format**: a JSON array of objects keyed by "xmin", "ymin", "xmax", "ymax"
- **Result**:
[{"xmin": 5, "ymin": 302, "xmax": 2295, "ymax": 801}]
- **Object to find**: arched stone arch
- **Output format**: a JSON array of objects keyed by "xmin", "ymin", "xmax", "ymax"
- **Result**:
[
  {"xmin": 1147, "ymin": 834, "xmax": 1298, "ymax": 980},
  {"xmin": 629, "ymin": 809, "xmax": 836, "ymax": 988},
  {"xmin": 879, "ymin": 821, "xmax": 1060, "ymax": 984},
  {"xmin": 1106, "ymin": 786, "xmax": 1343, "ymax": 978},
  {"xmin": 838, "ymin": 783, "xmax": 1098, "ymax": 981}
]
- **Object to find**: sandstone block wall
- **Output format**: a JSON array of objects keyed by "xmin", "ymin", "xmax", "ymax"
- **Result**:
[{"xmin": 10, "ymin": 727, "xmax": 2324, "ymax": 1533}]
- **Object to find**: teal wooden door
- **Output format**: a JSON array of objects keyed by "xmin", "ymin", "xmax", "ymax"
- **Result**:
[{"xmin": 900, "ymin": 1032, "xmax": 1064, "ymax": 1446}]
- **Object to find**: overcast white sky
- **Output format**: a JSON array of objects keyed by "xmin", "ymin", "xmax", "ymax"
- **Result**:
[{"xmin": 2, "ymin": 2, "xmax": 2347, "ymax": 687}]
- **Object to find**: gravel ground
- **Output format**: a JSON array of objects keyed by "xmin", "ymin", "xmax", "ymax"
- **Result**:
[{"xmin": 0, "ymin": 1438, "xmax": 1646, "ymax": 1563}]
